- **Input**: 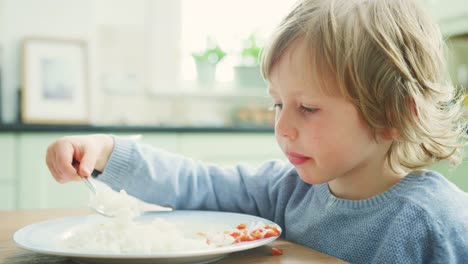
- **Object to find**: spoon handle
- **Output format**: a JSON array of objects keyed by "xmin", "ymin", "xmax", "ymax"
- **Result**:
[
  {"xmin": 80, "ymin": 175, "xmax": 97, "ymax": 195},
  {"xmin": 72, "ymin": 159, "xmax": 99, "ymax": 197}
]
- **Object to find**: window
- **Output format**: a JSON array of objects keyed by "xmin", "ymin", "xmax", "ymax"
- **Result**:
[
  {"xmin": 181, "ymin": 0, "xmax": 296, "ymax": 84},
  {"xmin": 96, "ymin": 0, "xmax": 296, "ymax": 94}
]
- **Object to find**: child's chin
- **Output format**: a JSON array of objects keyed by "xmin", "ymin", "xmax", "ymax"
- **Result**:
[{"xmin": 297, "ymin": 172, "xmax": 328, "ymax": 185}]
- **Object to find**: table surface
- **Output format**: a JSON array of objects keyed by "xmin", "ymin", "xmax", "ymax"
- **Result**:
[{"xmin": 0, "ymin": 208, "xmax": 347, "ymax": 264}]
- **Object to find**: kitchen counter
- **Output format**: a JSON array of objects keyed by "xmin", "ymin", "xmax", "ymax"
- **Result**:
[
  {"xmin": 0, "ymin": 123, "xmax": 274, "ymax": 133},
  {"xmin": 0, "ymin": 208, "xmax": 346, "ymax": 264}
]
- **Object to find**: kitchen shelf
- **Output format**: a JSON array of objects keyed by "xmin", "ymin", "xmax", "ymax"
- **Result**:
[{"xmin": 0, "ymin": 123, "xmax": 274, "ymax": 133}]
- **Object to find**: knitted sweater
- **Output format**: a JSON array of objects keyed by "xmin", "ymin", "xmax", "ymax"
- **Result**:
[{"xmin": 98, "ymin": 137, "xmax": 468, "ymax": 263}]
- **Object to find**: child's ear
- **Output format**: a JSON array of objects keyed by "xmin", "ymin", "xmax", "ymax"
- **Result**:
[
  {"xmin": 409, "ymin": 97, "xmax": 418, "ymax": 117},
  {"xmin": 382, "ymin": 127, "xmax": 400, "ymax": 140}
]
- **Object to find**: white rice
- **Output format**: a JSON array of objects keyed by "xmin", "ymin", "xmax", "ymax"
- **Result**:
[
  {"xmin": 58, "ymin": 181, "xmax": 243, "ymax": 254},
  {"xmin": 59, "ymin": 216, "xmax": 236, "ymax": 254}
]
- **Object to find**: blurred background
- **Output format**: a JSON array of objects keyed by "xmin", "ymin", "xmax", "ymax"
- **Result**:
[
  {"xmin": 0, "ymin": 0, "xmax": 297, "ymax": 127},
  {"xmin": 0, "ymin": 0, "xmax": 467, "ymax": 210}
]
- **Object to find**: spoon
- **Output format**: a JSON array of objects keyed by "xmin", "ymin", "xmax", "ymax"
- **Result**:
[
  {"xmin": 79, "ymin": 175, "xmax": 115, "ymax": 217},
  {"xmin": 72, "ymin": 160, "xmax": 114, "ymax": 217}
]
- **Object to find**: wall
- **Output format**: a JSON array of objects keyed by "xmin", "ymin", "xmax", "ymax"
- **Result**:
[
  {"xmin": 0, "ymin": 0, "xmax": 96, "ymax": 123},
  {"xmin": 0, "ymin": 0, "xmax": 241, "ymax": 127}
]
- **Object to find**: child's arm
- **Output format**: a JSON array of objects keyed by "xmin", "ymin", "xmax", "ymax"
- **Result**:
[{"xmin": 96, "ymin": 136, "xmax": 297, "ymax": 221}]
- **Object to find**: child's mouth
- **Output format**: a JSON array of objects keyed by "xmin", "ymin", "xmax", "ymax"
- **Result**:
[{"xmin": 286, "ymin": 152, "xmax": 311, "ymax": 165}]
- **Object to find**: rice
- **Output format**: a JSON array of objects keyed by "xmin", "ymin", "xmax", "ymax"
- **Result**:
[
  {"xmin": 59, "ymin": 216, "xmax": 235, "ymax": 254},
  {"xmin": 87, "ymin": 180, "xmax": 144, "ymax": 220},
  {"xmin": 58, "ymin": 180, "xmax": 278, "ymax": 254}
]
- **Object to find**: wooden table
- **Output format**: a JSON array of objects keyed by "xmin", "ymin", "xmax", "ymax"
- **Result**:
[{"xmin": 0, "ymin": 208, "xmax": 346, "ymax": 264}]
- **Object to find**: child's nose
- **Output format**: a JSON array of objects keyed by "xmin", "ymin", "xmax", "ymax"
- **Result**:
[{"xmin": 275, "ymin": 110, "xmax": 298, "ymax": 140}]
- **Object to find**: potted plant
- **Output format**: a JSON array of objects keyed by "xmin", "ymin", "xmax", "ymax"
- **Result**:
[
  {"xmin": 233, "ymin": 34, "xmax": 266, "ymax": 89},
  {"xmin": 192, "ymin": 37, "xmax": 226, "ymax": 88}
]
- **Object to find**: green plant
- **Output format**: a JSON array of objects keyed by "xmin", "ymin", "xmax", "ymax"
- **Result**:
[
  {"xmin": 192, "ymin": 37, "xmax": 226, "ymax": 65},
  {"xmin": 240, "ymin": 34, "xmax": 263, "ymax": 66}
]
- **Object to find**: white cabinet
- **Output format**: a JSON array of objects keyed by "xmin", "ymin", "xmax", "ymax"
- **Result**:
[
  {"xmin": 139, "ymin": 133, "xmax": 179, "ymax": 152},
  {"xmin": 16, "ymin": 133, "xmax": 90, "ymax": 209},
  {"xmin": 179, "ymin": 133, "xmax": 284, "ymax": 167},
  {"xmin": 0, "ymin": 134, "xmax": 16, "ymax": 210},
  {"xmin": 0, "ymin": 185, "xmax": 15, "ymax": 210}
]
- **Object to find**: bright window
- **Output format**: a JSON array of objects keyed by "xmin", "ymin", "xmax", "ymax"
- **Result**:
[
  {"xmin": 181, "ymin": 0, "xmax": 296, "ymax": 82},
  {"xmin": 96, "ymin": 0, "xmax": 297, "ymax": 93}
]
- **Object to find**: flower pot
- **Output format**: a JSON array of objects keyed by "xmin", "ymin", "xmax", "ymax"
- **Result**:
[
  {"xmin": 233, "ymin": 65, "xmax": 265, "ymax": 89},
  {"xmin": 194, "ymin": 61, "xmax": 217, "ymax": 88}
]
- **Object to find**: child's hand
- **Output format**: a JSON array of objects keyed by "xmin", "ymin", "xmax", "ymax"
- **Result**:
[{"xmin": 46, "ymin": 134, "xmax": 114, "ymax": 183}]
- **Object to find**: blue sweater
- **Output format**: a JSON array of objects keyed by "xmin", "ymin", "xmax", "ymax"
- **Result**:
[{"xmin": 98, "ymin": 137, "xmax": 468, "ymax": 263}]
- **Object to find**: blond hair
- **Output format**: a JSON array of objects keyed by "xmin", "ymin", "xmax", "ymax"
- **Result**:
[{"xmin": 261, "ymin": 0, "xmax": 467, "ymax": 173}]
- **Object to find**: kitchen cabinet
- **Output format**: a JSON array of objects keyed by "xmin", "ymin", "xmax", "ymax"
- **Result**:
[
  {"xmin": 0, "ymin": 185, "xmax": 15, "ymax": 210},
  {"xmin": 16, "ymin": 133, "xmax": 90, "ymax": 209},
  {"xmin": 138, "ymin": 133, "xmax": 179, "ymax": 152},
  {"xmin": 0, "ymin": 134, "xmax": 16, "ymax": 210},
  {"xmin": 179, "ymin": 133, "xmax": 283, "ymax": 166}
]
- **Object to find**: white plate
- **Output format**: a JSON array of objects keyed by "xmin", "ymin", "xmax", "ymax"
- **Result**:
[{"xmin": 14, "ymin": 210, "xmax": 281, "ymax": 264}]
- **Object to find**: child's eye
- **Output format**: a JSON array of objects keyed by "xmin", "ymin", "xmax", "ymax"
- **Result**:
[
  {"xmin": 269, "ymin": 103, "xmax": 283, "ymax": 111},
  {"xmin": 300, "ymin": 105, "xmax": 318, "ymax": 113}
]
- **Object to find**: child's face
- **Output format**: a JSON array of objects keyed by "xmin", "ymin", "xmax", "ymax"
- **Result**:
[{"xmin": 268, "ymin": 39, "xmax": 389, "ymax": 185}]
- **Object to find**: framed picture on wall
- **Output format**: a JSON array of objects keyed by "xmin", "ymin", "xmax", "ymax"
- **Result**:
[{"xmin": 21, "ymin": 37, "xmax": 89, "ymax": 124}]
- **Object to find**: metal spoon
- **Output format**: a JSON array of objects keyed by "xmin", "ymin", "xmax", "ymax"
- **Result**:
[
  {"xmin": 78, "ymin": 175, "xmax": 114, "ymax": 217},
  {"xmin": 72, "ymin": 160, "xmax": 114, "ymax": 217}
]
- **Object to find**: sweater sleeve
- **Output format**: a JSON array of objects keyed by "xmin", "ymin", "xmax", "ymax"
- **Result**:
[{"xmin": 96, "ymin": 136, "xmax": 296, "ymax": 222}]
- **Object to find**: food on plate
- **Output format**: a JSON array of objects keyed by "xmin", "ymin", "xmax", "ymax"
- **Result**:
[
  {"xmin": 59, "ymin": 181, "xmax": 281, "ymax": 254},
  {"xmin": 227, "ymin": 222, "xmax": 281, "ymax": 243},
  {"xmin": 271, "ymin": 247, "xmax": 283, "ymax": 256},
  {"xmin": 87, "ymin": 179, "xmax": 171, "ymax": 219},
  {"xmin": 59, "ymin": 217, "xmax": 281, "ymax": 254}
]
